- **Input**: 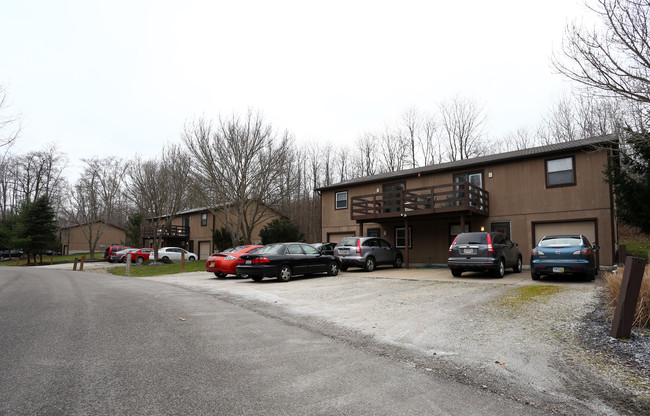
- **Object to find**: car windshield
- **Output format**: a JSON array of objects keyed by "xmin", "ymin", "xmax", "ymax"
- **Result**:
[
  {"xmin": 338, "ymin": 237, "xmax": 358, "ymax": 247},
  {"xmin": 454, "ymin": 233, "xmax": 487, "ymax": 245},
  {"xmin": 539, "ymin": 236, "xmax": 582, "ymax": 247}
]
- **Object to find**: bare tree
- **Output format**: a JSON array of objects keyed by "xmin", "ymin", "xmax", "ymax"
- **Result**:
[
  {"xmin": 17, "ymin": 144, "xmax": 67, "ymax": 204},
  {"xmin": 378, "ymin": 127, "xmax": 407, "ymax": 172},
  {"xmin": 553, "ymin": 0, "xmax": 650, "ymax": 108},
  {"xmin": 401, "ymin": 108, "xmax": 420, "ymax": 168},
  {"xmin": 501, "ymin": 127, "xmax": 536, "ymax": 151},
  {"xmin": 439, "ymin": 96, "xmax": 488, "ymax": 161},
  {"xmin": 63, "ymin": 157, "xmax": 127, "ymax": 259},
  {"xmin": 0, "ymin": 85, "xmax": 20, "ymax": 149},
  {"xmin": 419, "ymin": 113, "xmax": 440, "ymax": 165},
  {"xmin": 126, "ymin": 145, "xmax": 192, "ymax": 260},
  {"xmin": 183, "ymin": 110, "xmax": 296, "ymax": 244}
]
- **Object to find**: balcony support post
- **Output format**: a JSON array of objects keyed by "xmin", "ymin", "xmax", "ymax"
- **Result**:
[
  {"xmin": 404, "ymin": 217, "xmax": 409, "ymax": 269},
  {"xmin": 358, "ymin": 222, "xmax": 364, "ymax": 237}
]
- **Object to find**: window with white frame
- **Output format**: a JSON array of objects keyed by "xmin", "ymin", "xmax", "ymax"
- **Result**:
[
  {"xmin": 395, "ymin": 227, "xmax": 412, "ymax": 248},
  {"xmin": 335, "ymin": 191, "xmax": 348, "ymax": 209},
  {"xmin": 546, "ymin": 156, "xmax": 575, "ymax": 187},
  {"xmin": 201, "ymin": 213, "xmax": 207, "ymax": 226}
]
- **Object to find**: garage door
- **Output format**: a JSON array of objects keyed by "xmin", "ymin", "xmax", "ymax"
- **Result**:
[
  {"xmin": 327, "ymin": 231, "xmax": 355, "ymax": 243},
  {"xmin": 534, "ymin": 221, "xmax": 597, "ymax": 246},
  {"xmin": 198, "ymin": 241, "xmax": 212, "ymax": 260}
]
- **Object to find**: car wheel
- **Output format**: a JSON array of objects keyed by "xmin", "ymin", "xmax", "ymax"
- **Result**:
[
  {"xmin": 513, "ymin": 256, "xmax": 522, "ymax": 273},
  {"xmin": 531, "ymin": 269, "xmax": 541, "ymax": 280},
  {"xmin": 494, "ymin": 259, "xmax": 505, "ymax": 278},
  {"xmin": 250, "ymin": 275, "xmax": 263, "ymax": 282},
  {"xmin": 137, "ymin": 257, "xmax": 144, "ymax": 264},
  {"xmin": 188, "ymin": 256, "xmax": 196, "ymax": 262},
  {"xmin": 451, "ymin": 269, "xmax": 462, "ymax": 277},
  {"xmin": 364, "ymin": 257, "xmax": 376, "ymax": 272},
  {"xmin": 214, "ymin": 272, "xmax": 226, "ymax": 279},
  {"xmin": 393, "ymin": 255, "xmax": 403, "ymax": 268},
  {"xmin": 162, "ymin": 256, "xmax": 169, "ymax": 262},
  {"xmin": 327, "ymin": 261, "xmax": 339, "ymax": 276},
  {"xmin": 340, "ymin": 265, "xmax": 348, "ymax": 271},
  {"xmin": 277, "ymin": 265, "xmax": 292, "ymax": 282}
]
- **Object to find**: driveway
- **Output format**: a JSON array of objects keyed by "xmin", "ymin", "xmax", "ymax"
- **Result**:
[{"xmin": 119, "ymin": 265, "xmax": 648, "ymax": 415}]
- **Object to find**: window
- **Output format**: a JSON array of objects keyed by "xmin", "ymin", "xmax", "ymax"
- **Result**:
[
  {"xmin": 201, "ymin": 213, "xmax": 207, "ymax": 226},
  {"xmin": 367, "ymin": 228, "xmax": 380, "ymax": 237},
  {"xmin": 336, "ymin": 191, "xmax": 348, "ymax": 209},
  {"xmin": 383, "ymin": 182, "xmax": 405, "ymax": 213},
  {"xmin": 546, "ymin": 156, "xmax": 575, "ymax": 187},
  {"xmin": 395, "ymin": 227, "xmax": 412, "ymax": 249},
  {"xmin": 490, "ymin": 222, "xmax": 511, "ymax": 239},
  {"xmin": 454, "ymin": 172, "xmax": 484, "ymax": 208}
]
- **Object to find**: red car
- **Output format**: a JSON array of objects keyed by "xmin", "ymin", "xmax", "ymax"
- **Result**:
[
  {"xmin": 206, "ymin": 245, "xmax": 263, "ymax": 278},
  {"xmin": 128, "ymin": 248, "xmax": 153, "ymax": 264},
  {"xmin": 106, "ymin": 245, "xmax": 130, "ymax": 263}
]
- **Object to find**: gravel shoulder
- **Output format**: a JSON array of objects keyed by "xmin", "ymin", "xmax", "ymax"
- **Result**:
[{"xmin": 91, "ymin": 266, "xmax": 650, "ymax": 415}]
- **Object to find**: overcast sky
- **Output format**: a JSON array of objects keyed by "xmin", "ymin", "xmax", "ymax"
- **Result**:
[{"xmin": 1, "ymin": 0, "xmax": 590, "ymax": 181}]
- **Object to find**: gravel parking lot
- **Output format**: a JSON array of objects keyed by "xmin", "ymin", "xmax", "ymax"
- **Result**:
[{"xmin": 123, "ymin": 265, "xmax": 648, "ymax": 415}]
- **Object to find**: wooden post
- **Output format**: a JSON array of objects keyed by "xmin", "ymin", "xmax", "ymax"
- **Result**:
[
  {"xmin": 181, "ymin": 252, "xmax": 185, "ymax": 273},
  {"xmin": 618, "ymin": 244, "xmax": 627, "ymax": 265},
  {"xmin": 73, "ymin": 258, "xmax": 78, "ymax": 271},
  {"xmin": 405, "ymin": 217, "xmax": 409, "ymax": 269},
  {"xmin": 125, "ymin": 253, "xmax": 131, "ymax": 277},
  {"xmin": 80, "ymin": 255, "xmax": 86, "ymax": 271},
  {"xmin": 611, "ymin": 257, "xmax": 647, "ymax": 338}
]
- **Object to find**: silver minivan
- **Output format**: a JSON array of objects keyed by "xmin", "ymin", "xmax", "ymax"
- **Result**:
[{"xmin": 335, "ymin": 237, "xmax": 403, "ymax": 272}]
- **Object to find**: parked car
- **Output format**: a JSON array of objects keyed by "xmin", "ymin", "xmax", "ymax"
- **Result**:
[
  {"xmin": 127, "ymin": 248, "xmax": 153, "ymax": 264},
  {"xmin": 530, "ymin": 235, "xmax": 598, "ymax": 281},
  {"xmin": 156, "ymin": 247, "xmax": 197, "ymax": 263},
  {"xmin": 106, "ymin": 245, "xmax": 130, "ymax": 262},
  {"xmin": 206, "ymin": 245, "xmax": 263, "ymax": 278},
  {"xmin": 111, "ymin": 248, "xmax": 138, "ymax": 263},
  {"xmin": 334, "ymin": 237, "xmax": 403, "ymax": 272},
  {"xmin": 236, "ymin": 242, "xmax": 339, "ymax": 282},
  {"xmin": 311, "ymin": 242, "xmax": 337, "ymax": 256},
  {"xmin": 447, "ymin": 232, "xmax": 522, "ymax": 278}
]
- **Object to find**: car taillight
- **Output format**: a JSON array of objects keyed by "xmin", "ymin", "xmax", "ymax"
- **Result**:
[
  {"xmin": 356, "ymin": 239, "xmax": 361, "ymax": 254},
  {"xmin": 252, "ymin": 257, "xmax": 270, "ymax": 264},
  {"xmin": 573, "ymin": 248, "xmax": 591, "ymax": 255},
  {"xmin": 532, "ymin": 249, "xmax": 545, "ymax": 255},
  {"xmin": 487, "ymin": 233, "xmax": 494, "ymax": 254},
  {"xmin": 449, "ymin": 235, "xmax": 459, "ymax": 253}
]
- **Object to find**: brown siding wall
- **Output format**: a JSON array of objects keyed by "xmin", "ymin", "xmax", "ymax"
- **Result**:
[
  {"xmin": 61, "ymin": 223, "xmax": 126, "ymax": 254},
  {"xmin": 321, "ymin": 149, "xmax": 615, "ymax": 266}
]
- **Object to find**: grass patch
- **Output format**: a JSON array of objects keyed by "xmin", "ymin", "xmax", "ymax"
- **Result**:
[
  {"xmin": 0, "ymin": 253, "xmax": 97, "ymax": 266},
  {"xmin": 108, "ymin": 260, "xmax": 206, "ymax": 277},
  {"xmin": 498, "ymin": 285, "xmax": 565, "ymax": 312},
  {"xmin": 603, "ymin": 267, "xmax": 650, "ymax": 328},
  {"xmin": 622, "ymin": 240, "xmax": 650, "ymax": 260}
]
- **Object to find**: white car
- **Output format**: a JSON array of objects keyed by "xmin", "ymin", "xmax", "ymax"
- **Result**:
[{"xmin": 156, "ymin": 247, "xmax": 197, "ymax": 263}]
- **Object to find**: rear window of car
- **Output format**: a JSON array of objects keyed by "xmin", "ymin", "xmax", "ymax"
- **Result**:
[
  {"xmin": 539, "ymin": 236, "xmax": 582, "ymax": 247},
  {"xmin": 254, "ymin": 244, "xmax": 284, "ymax": 254},
  {"xmin": 338, "ymin": 237, "xmax": 359, "ymax": 247},
  {"xmin": 454, "ymin": 233, "xmax": 487, "ymax": 245}
]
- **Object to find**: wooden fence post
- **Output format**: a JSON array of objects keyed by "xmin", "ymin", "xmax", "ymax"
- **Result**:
[
  {"xmin": 80, "ymin": 255, "xmax": 85, "ymax": 271},
  {"xmin": 181, "ymin": 252, "xmax": 185, "ymax": 273},
  {"xmin": 125, "ymin": 254, "xmax": 131, "ymax": 277},
  {"xmin": 618, "ymin": 244, "xmax": 627, "ymax": 265},
  {"xmin": 73, "ymin": 258, "xmax": 78, "ymax": 271},
  {"xmin": 611, "ymin": 257, "xmax": 647, "ymax": 338}
]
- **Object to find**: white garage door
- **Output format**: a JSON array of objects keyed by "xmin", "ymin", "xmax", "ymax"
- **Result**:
[
  {"xmin": 198, "ymin": 241, "xmax": 212, "ymax": 260},
  {"xmin": 534, "ymin": 221, "xmax": 597, "ymax": 246},
  {"xmin": 327, "ymin": 231, "xmax": 355, "ymax": 243}
]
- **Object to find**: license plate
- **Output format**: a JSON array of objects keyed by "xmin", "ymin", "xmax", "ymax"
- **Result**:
[
  {"xmin": 209, "ymin": 262, "xmax": 214, "ymax": 267},
  {"xmin": 553, "ymin": 267, "xmax": 564, "ymax": 273},
  {"xmin": 462, "ymin": 249, "xmax": 475, "ymax": 255},
  {"xmin": 339, "ymin": 248, "xmax": 349, "ymax": 254},
  {"xmin": 246, "ymin": 260, "xmax": 251, "ymax": 265}
]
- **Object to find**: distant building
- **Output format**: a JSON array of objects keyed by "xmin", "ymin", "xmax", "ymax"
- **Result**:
[{"xmin": 60, "ymin": 222, "xmax": 126, "ymax": 255}]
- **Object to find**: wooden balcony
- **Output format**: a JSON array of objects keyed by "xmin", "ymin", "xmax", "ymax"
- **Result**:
[
  {"xmin": 350, "ymin": 181, "xmax": 489, "ymax": 222},
  {"xmin": 140, "ymin": 224, "xmax": 190, "ymax": 239}
]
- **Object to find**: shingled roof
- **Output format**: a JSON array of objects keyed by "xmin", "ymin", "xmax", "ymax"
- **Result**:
[{"xmin": 316, "ymin": 134, "xmax": 617, "ymax": 191}]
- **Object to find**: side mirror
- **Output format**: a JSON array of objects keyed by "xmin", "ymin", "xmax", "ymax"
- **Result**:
[{"xmin": 593, "ymin": 245, "xmax": 600, "ymax": 251}]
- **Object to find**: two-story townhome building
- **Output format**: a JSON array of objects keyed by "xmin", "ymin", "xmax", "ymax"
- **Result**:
[{"xmin": 317, "ymin": 135, "xmax": 618, "ymax": 268}]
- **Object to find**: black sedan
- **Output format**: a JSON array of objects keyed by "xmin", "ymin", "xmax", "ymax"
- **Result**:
[{"xmin": 236, "ymin": 242, "xmax": 339, "ymax": 282}]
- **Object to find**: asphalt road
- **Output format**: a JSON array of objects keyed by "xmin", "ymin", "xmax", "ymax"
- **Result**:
[{"xmin": 0, "ymin": 267, "xmax": 550, "ymax": 415}]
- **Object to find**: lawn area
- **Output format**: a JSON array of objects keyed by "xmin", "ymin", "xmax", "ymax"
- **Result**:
[
  {"xmin": 108, "ymin": 260, "xmax": 206, "ymax": 277},
  {"xmin": 622, "ymin": 240, "xmax": 650, "ymax": 259},
  {"xmin": 0, "ymin": 252, "xmax": 97, "ymax": 266}
]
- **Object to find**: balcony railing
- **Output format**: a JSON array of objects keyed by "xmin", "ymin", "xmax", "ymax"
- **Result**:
[
  {"xmin": 350, "ymin": 181, "xmax": 489, "ymax": 221},
  {"xmin": 141, "ymin": 224, "xmax": 190, "ymax": 239}
]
